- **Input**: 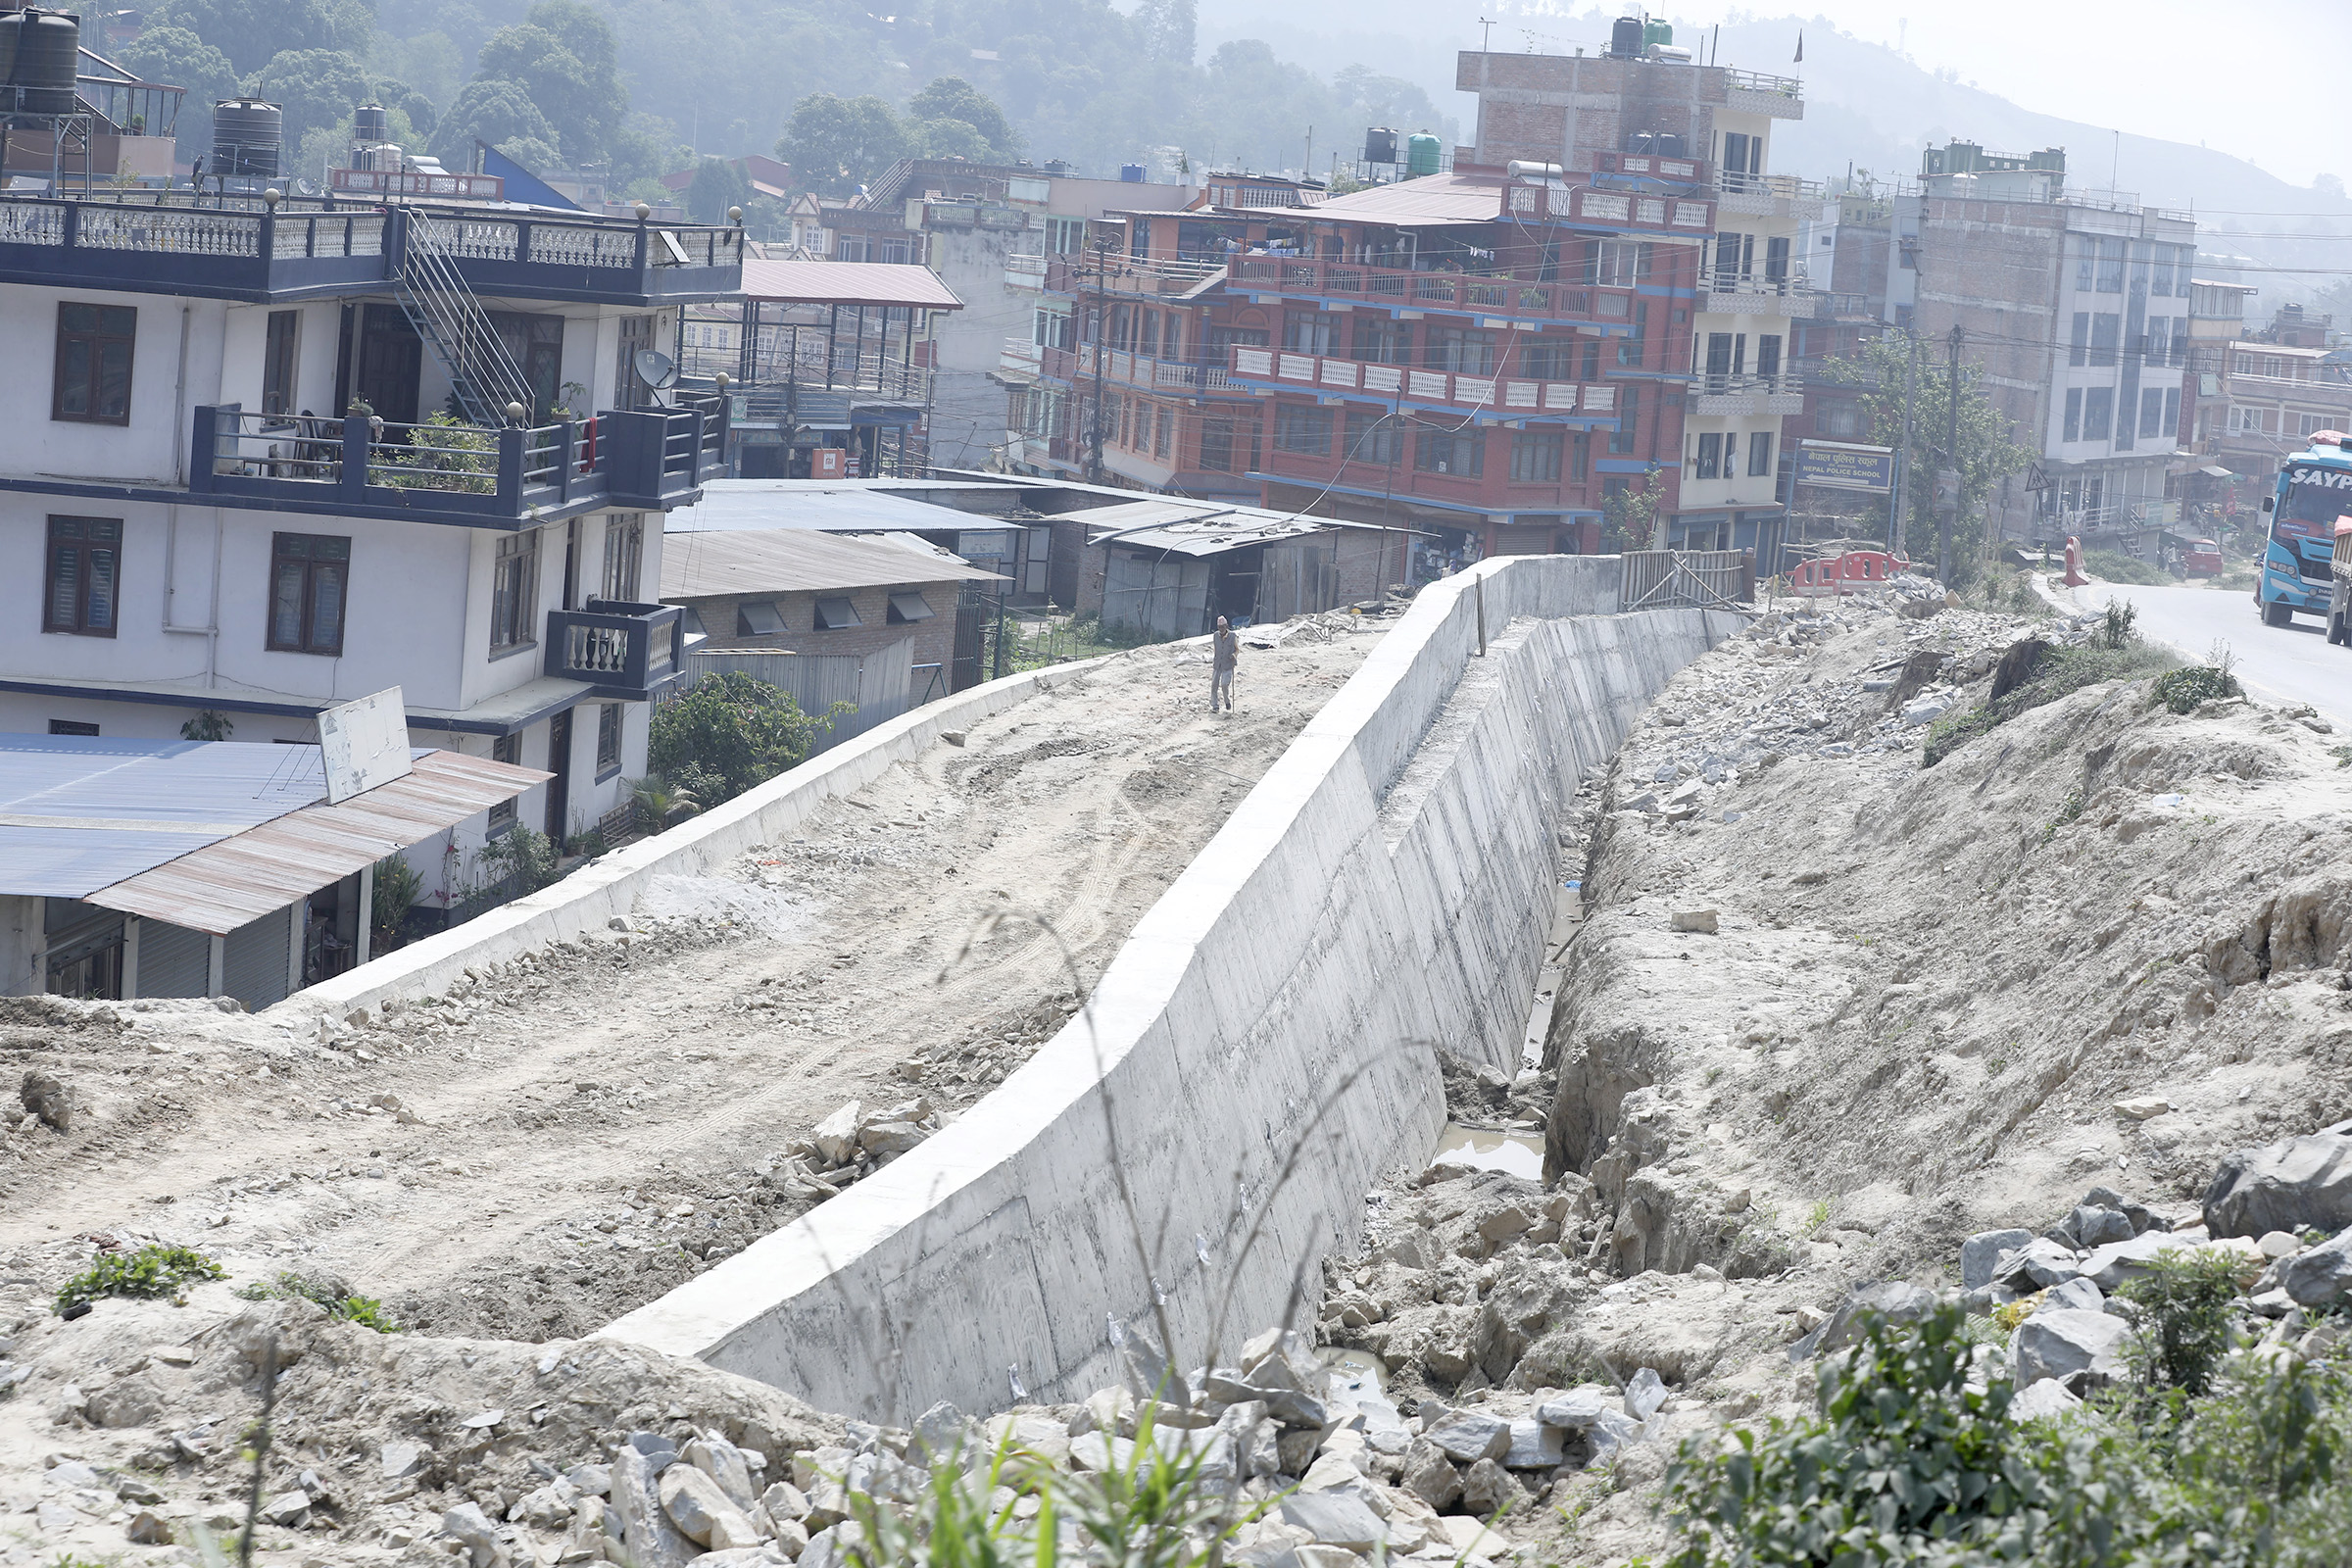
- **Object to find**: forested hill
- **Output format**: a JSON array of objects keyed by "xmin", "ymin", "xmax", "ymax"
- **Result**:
[{"xmin": 94, "ymin": 0, "xmax": 1453, "ymax": 210}]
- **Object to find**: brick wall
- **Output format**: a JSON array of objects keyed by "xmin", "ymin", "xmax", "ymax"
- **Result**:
[{"xmin": 683, "ymin": 579, "xmax": 963, "ymax": 673}]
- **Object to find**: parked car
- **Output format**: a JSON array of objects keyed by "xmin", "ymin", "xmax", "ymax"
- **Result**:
[{"xmin": 2183, "ymin": 538, "xmax": 2224, "ymax": 577}]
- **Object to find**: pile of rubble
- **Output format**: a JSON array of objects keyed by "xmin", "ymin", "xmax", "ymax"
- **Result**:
[{"xmin": 761, "ymin": 1097, "xmax": 952, "ymax": 1201}]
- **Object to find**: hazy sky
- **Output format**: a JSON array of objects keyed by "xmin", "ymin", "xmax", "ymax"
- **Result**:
[{"xmin": 1772, "ymin": 0, "xmax": 2344, "ymax": 185}]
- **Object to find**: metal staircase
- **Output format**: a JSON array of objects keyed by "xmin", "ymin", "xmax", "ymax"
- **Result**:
[{"xmin": 397, "ymin": 215, "xmax": 535, "ymax": 426}]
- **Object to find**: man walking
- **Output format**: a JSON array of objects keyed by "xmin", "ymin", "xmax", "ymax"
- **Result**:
[{"xmin": 1210, "ymin": 615, "xmax": 1239, "ymax": 713}]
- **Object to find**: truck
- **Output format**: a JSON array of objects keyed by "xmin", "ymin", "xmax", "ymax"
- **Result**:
[{"xmin": 2257, "ymin": 432, "xmax": 2352, "ymax": 629}]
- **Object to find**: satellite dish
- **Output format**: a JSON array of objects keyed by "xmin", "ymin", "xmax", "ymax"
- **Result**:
[
  {"xmin": 634, "ymin": 349, "xmax": 677, "ymax": 391},
  {"xmin": 294, "ymin": 177, "xmax": 318, "ymax": 197}
]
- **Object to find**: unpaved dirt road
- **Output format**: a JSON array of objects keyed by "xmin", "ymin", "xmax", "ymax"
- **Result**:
[{"xmin": 0, "ymin": 623, "xmax": 1379, "ymax": 1341}]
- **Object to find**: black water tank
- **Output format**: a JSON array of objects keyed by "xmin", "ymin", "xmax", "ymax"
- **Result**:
[
  {"xmin": 1364, "ymin": 126, "xmax": 1397, "ymax": 165},
  {"xmin": 1608, "ymin": 15, "xmax": 1644, "ymax": 58},
  {"xmin": 13, "ymin": 8, "xmax": 78, "ymax": 117},
  {"xmin": 0, "ymin": 13, "xmax": 22, "ymax": 110},
  {"xmin": 354, "ymin": 102, "xmax": 388, "ymax": 143},
  {"xmin": 212, "ymin": 99, "xmax": 283, "ymax": 179}
]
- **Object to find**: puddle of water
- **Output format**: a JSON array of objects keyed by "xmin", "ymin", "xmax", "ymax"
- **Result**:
[
  {"xmin": 1319, "ymin": 1346, "xmax": 1386, "ymax": 1399},
  {"xmin": 1430, "ymin": 1123, "xmax": 1544, "ymax": 1181}
]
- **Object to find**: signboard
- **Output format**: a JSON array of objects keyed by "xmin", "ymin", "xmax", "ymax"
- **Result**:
[
  {"xmin": 811, "ymin": 448, "xmax": 847, "ymax": 479},
  {"xmin": 318, "ymin": 688, "xmax": 412, "ymax": 804},
  {"xmin": 1794, "ymin": 439, "xmax": 1896, "ymax": 494}
]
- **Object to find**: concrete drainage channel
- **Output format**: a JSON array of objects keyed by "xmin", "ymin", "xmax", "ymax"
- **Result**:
[{"xmin": 603, "ymin": 557, "xmax": 1743, "ymax": 1421}]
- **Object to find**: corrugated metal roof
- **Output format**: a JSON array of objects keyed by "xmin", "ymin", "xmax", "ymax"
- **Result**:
[
  {"xmin": 1294, "ymin": 172, "xmax": 1506, "ymax": 227},
  {"xmin": 1073, "ymin": 499, "xmax": 1344, "ymax": 559},
  {"xmin": 662, "ymin": 528, "xmax": 1006, "ymax": 600},
  {"xmin": 0, "ymin": 733, "xmax": 333, "ymax": 898},
  {"xmin": 741, "ymin": 259, "xmax": 965, "ymax": 310},
  {"xmin": 84, "ymin": 752, "xmax": 550, "ymax": 935},
  {"xmin": 668, "ymin": 482, "xmax": 984, "ymax": 534}
]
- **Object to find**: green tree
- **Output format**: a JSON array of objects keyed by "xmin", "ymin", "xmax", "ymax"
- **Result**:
[
  {"xmin": 906, "ymin": 74, "xmax": 1019, "ymax": 160},
  {"xmin": 469, "ymin": 0, "xmax": 625, "ymax": 165},
  {"xmin": 428, "ymin": 75, "xmax": 560, "ymax": 169},
  {"xmin": 246, "ymin": 47, "xmax": 368, "ymax": 151},
  {"xmin": 1818, "ymin": 329, "xmax": 2034, "ymax": 584},
  {"xmin": 1602, "ymin": 477, "xmax": 1662, "ymax": 552},
  {"xmin": 646, "ymin": 670, "xmax": 832, "ymax": 806},
  {"xmin": 112, "ymin": 25, "xmax": 237, "ymax": 159},
  {"xmin": 143, "ymin": 0, "xmax": 339, "ymax": 74},
  {"xmin": 684, "ymin": 157, "xmax": 749, "ymax": 223},
  {"xmin": 777, "ymin": 92, "xmax": 906, "ymax": 196}
]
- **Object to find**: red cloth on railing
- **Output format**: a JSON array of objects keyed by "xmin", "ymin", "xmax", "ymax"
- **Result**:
[{"xmin": 579, "ymin": 416, "xmax": 597, "ymax": 473}]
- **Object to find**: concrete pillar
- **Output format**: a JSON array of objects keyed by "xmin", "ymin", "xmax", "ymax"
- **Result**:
[
  {"xmin": 357, "ymin": 864, "xmax": 374, "ymax": 967},
  {"xmin": 206, "ymin": 935, "xmax": 224, "ymax": 998},
  {"xmin": 286, "ymin": 901, "xmax": 304, "ymax": 995},
  {"xmin": 121, "ymin": 917, "xmax": 140, "ymax": 1001}
]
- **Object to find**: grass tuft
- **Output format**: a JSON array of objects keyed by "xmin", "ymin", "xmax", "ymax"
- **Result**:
[{"xmin": 54, "ymin": 1244, "xmax": 224, "ymax": 1314}]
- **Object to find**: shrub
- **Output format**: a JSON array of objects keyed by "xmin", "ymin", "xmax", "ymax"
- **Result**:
[
  {"xmin": 647, "ymin": 671, "xmax": 837, "ymax": 806},
  {"xmin": 2118, "ymin": 1249, "xmax": 2245, "ymax": 1399},
  {"xmin": 56, "ymin": 1244, "xmax": 224, "ymax": 1313},
  {"xmin": 371, "ymin": 852, "xmax": 423, "ymax": 943},
  {"xmin": 480, "ymin": 823, "xmax": 561, "ymax": 896},
  {"xmin": 1922, "ymin": 642, "xmax": 2180, "ymax": 766},
  {"xmin": 2151, "ymin": 664, "xmax": 2244, "ymax": 714},
  {"xmin": 231, "ymin": 1270, "xmax": 402, "ymax": 1331},
  {"xmin": 2085, "ymin": 548, "xmax": 2169, "ymax": 585}
]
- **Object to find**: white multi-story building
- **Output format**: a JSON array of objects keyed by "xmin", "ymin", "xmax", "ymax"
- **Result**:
[{"xmin": 0, "ymin": 191, "xmax": 737, "ymax": 918}]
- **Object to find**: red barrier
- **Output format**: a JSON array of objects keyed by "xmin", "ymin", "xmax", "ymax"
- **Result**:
[{"xmin": 1787, "ymin": 549, "xmax": 1912, "ymax": 595}]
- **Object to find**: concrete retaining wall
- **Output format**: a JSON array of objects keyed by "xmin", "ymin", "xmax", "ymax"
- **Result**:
[
  {"xmin": 288, "ymin": 657, "xmax": 1113, "ymax": 1024},
  {"xmin": 603, "ymin": 555, "xmax": 1740, "ymax": 1420}
]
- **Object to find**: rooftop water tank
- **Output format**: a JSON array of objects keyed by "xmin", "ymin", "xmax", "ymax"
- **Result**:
[
  {"xmin": 1364, "ymin": 126, "xmax": 1397, "ymax": 165},
  {"xmin": 1608, "ymin": 15, "xmax": 1644, "ymax": 58},
  {"xmin": 12, "ymin": 8, "xmax": 78, "ymax": 117},
  {"xmin": 1642, "ymin": 18, "xmax": 1674, "ymax": 49},
  {"xmin": 354, "ymin": 103, "xmax": 388, "ymax": 143},
  {"xmin": 212, "ymin": 98, "xmax": 283, "ymax": 179},
  {"xmin": 0, "ymin": 13, "xmax": 22, "ymax": 108},
  {"xmin": 1119, "ymin": 163, "xmax": 1145, "ymax": 182},
  {"xmin": 1405, "ymin": 133, "xmax": 1441, "ymax": 178}
]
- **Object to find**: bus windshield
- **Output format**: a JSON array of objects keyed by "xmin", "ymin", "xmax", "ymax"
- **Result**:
[{"xmin": 2278, "ymin": 466, "xmax": 2352, "ymax": 540}]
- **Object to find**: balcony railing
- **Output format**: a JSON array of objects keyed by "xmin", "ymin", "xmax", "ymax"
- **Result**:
[
  {"xmin": 1715, "ymin": 170, "xmax": 1826, "ymax": 201},
  {"xmin": 1697, "ymin": 276, "xmax": 1825, "ymax": 317},
  {"xmin": 1004, "ymin": 253, "xmax": 1048, "ymax": 286},
  {"xmin": 0, "ymin": 192, "xmax": 741, "ymax": 304},
  {"xmin": 191, "ymin": 398, "xmax": 725, "ymax": 526},
  {"xmin": 1688, "ymin": 371, "xmax": 1806, "ymax": 400},
  {"xmin": 1500, "ymin": 182, "xmax": 1714, "ymax": 232},
  {"xmin": 1594, "ymin": 150, "xmax": 1710, "ymax": 183},
  {"xmin": 1722, "ymin": 67, "xmax": 1803, "ymax": 96},
  {"xmin": 1230, "ymin": 256, "xmax": 1640, "ymax": 324},
  {"xmin": 1042, "ymin": 343, "xmax": 1237, "ymax": 393},
  {"xmin": 1227, "ymin": 346, "xmax": 1618, "ymax": 418},
  {"xmin": 546, "ymin": 599, "xmax": 684, "ymax": 701},
  {"xmin": 1043, "ymin": 254, "xmax": 1226, "ymax": 298}
]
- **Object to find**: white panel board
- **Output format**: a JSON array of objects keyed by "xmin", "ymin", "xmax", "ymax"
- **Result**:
[{"xmin": 318, "ymin": 688, "xmax": 413, "ymax": 804}]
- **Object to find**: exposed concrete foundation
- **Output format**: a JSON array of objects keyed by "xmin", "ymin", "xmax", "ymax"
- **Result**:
[{"xmin": 603, "ymin": 556, "xmax": 1740, "ymax": 1420}]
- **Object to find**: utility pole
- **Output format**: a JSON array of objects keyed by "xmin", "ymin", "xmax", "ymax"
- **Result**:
[
  {"xmin": 1087, "ymin": 236, "xmax": 1109, "ymax": 484},
  {"xmin": 1889, "ymin": 328, "xmax": 1919, "ymax": 555},
  {"xmin": 1939, "ymin": 323, "xmax": 1962, "ymax": 583}
]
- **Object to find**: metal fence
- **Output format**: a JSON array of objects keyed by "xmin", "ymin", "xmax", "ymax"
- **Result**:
[
  {"xmin": 684, "ymin": 643, "xmax": 914, "ymax": 755},
  {"xmin": 1619, "ymin": 550, "xmax": 1755, "ymax": 611}
]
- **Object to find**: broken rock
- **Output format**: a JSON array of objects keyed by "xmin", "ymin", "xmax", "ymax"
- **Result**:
[
  {"xmin": 2204, "ymin": 1132, "xmax": 2352, "ymax": 1239},
  {"xmin": 1960, "ymin": 1229, "xmax": 2034, "ymax": 1290},
  {"xmin": 19, "ymin": 1070, "xmax": 69, "ymax": 1132},
  {"xmin": 2282, "ymin": 1229, "xmax": 2352, "ymax": 1307},
  {"xmin": 1670, "ymin": 909, "xmax": 1720, "ymax": 935},
  {"xmin": 2012, "ymin": 1308, "xmax": 2129, "ymax": 1389},
  {"xmin": 1422, "ymin": 1409, "xmax": 1512, "ymax": 1464}
]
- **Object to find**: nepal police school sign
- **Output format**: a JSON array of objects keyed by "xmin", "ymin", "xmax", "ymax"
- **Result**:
[{"xmin": 1795, "ymin": 440, "xmax": 1897, "ymax": 494}]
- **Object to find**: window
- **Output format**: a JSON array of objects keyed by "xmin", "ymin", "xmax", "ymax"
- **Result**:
[
  {"xmin": 53, "ymin": 302, "xmax": 135, "ymax": 424},
  {"xmin": 1200, "ymin": 416, "xmax": 1258, "ymax": 473},
  {"xmin": 1046, "ymin": 216, "xmax": 1086, "ymax": 254},
  {"xmin": 2142, "ymin": 317, "xmax": 2171, "ymax": 367},
  {"xmin": 1413, "ymin": 426, "xmax": 1484, "ymax": 476},
  {"xmin": 1710, "ymin": 231, "xmax": 1750, "ymax": 287},
  {"xmin": 2082, "ymin": 386, "xmax": 2114, "ymax": 442},
  {"xmin": 44, "ymin": 516, "xmax": 121, "ymax": 637},
  {"xmin": 1748, "ymin": 430, "xmax": 1775, "ymax": 477},
  {"xmin": 2141, "ymin": 388, "xmax": 2170, "ymax": 441},
  {"xmin": 1033, "ymin": 307, "xmax": 1072, "ymax": 350},
  {"xmin": 1154, "ymin": 408, "xmax": 1173, "ymax": 459},
  {"xmin": 887, "ymin": 591, "xmax": 934, "ymax": 623},
  {"xmin": 2164, "ymin": 386, "xmax": 2180, "ymax": 435},
  {"xmin": 736, "ymin": 601, "xmax": 785, "ymax": 635},
  {"xmin": 1609, "ymin": 387, "xmax": 1638, "ymax": 455},
  {"xmin": 1353, "ymin": 318, "xmax": 1412, "ymax": 365},
  {"xmin": 488, "ymin": 733, "xmax": 522, "ymax": 830},
  {"xmin": 1590, "ymin": 239, "xmax": 1643, "ymax": 288},
  {"xmin": 601, "ymin": 514, "xmax": 643, "ymax": 603},
  {"xmin": 1763, "ymin": 235, "xmax": 1790, "ymax": 283},
  {"xmin": 490, "ymin": 529, "xmax": 540, "ymax": 653},
  {"xmin": 2152, "ymin": 248, "xmax": 2176, "ymax": 296},
  {"xmin": 2096, "ymin": 236, "xmax": 2125, "ymax": 293},
  {"xmin": 1285, "ymin": 312, "xmax": 1339, "ymax": 355},
  {"xmin": 262, "ymin": 310, "xmax": 299, "ymax": 419},
  {"xmin": 1425, "ymin": 328, "xmax": 1494, "ymax": 375},
  {"xmin": 1694, "ymin": 431, "xmax": 1723, "ymax": 479},
  {"xmin": 1519, "ymin": 339, "xmax": 1575, "ymax": 381},
  {"xmin": 1571, "ymin": 431, "xmax": 1590, "ymax": 481},
  {"xmin": 596, "ymin": 703, "xmax": 621, "ymax": 776},
  {"xmin": 1346, "ymin": 409, "xmax": 1401, "ymax": 465},
  {"xmin": 1582, "ymin": 339, "xmax": 1602, "ymax": 382},
  {"xmin": 2229, "ymin": 405, "xmax": 2275, "ymax": 434},
  {"xmin": 2089, "ymin": 314, "xmax": 2120, "ymax": 368},
  {"xmin": 1510, "ymin": 428, "xmax": 1562, "ymax": 482},
  {"xmin": 1817, "ymin": 403, "xmax": 1864, "ymax": 439},
  {"xmin": 2070, "ymin": 313, "xmax": 2089, "ymax": 368},
  {"xmin": 1273, "ymin": 405, "xmax": 1332, "ymax": 455},
  {"xmin": 2075, "ymin": 237, "xmax": 2095, "ymax": 293},
  {"xmin": 1755, "ymin": 335, "xmax": 1782, "ymax": 385},
  {"xmin": 2297, "ymin": 411, "xmax": 2334, "ymax": 438},
  {"xmin": 2064, "ymin": 389, "xmax": 2082, "ymax": 443},
  {"xmin": 813, "ymin": 596, "xmax": 861, "ymax": 629},
  {"xmin": 267, "ymin": 532, "xmax": 349, "ymax": 656},
  {"xmin": 48, "ymin": 718, "xmax": 98, "ymax": 736}
]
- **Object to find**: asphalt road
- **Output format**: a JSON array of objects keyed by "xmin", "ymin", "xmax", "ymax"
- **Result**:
[{"xmin": 2064, "ymin": 577, "xmax": 2352, "ymax": 730}]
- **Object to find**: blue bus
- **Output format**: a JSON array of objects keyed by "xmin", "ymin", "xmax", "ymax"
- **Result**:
[{"xmin": 2258, "ymin": 435, "xmax": 2352, "ymax": 632}]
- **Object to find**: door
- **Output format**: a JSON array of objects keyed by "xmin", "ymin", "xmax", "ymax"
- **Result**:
[
  {"xmin": 545, "ymin": 709, "xmax": 573, "ymax": 848},
  {"xmin": 355, "ymin": 305, "xmax": 422, "ymax": 424}
]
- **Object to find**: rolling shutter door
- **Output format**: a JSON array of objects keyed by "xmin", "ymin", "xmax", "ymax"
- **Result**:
[
  {"xmin": 137, "ymin": 919, "xmax": 211, "ymax": 999},
  {"xmin": 221, "ymin": 907, "xmax": 293, "ymax": 1011}
]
